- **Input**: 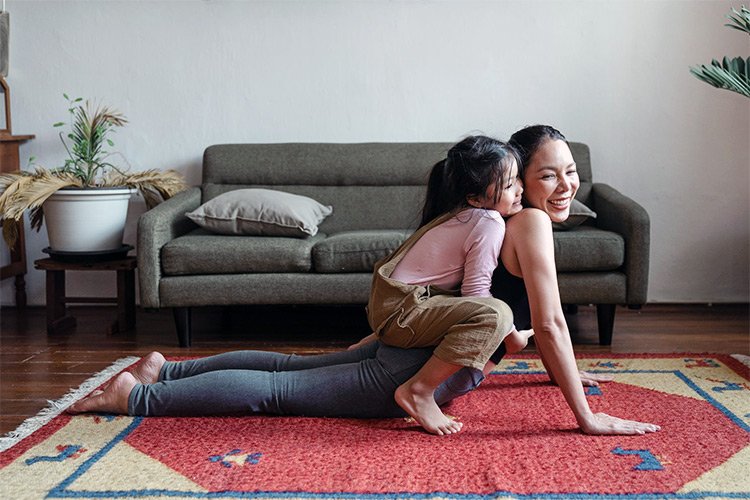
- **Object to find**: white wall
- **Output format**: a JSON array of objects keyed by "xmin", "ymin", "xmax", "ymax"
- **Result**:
[{"xmin": 2, "ymin": 0, "xmax": 748, "ymax": 306}]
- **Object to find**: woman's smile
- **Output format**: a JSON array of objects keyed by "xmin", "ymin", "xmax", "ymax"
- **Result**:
[{"xmin": 548, "ymin": 196, "xmax": 572, "ymax": 207}]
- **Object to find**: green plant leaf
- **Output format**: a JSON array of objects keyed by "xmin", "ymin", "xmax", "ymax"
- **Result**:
[
  {"xmin": 725, "ymin": 6, "xmax": 750, "ymax": 34},
  {"xmin": 690, "ymin": 57, "xmax": 750, "ymax": 98},
  {"xmin": 63, "ymin": 93, "xmax": 69, "ymax": 100},
  {"xmin": 106, "ymin": 139, "xmax": 114, "ymax": 147},
  {"xmin": 692, "ymin": 6, "xmax": 750, "ymax": 98}
]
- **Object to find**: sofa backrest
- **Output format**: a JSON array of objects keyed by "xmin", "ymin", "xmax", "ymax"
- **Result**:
[
  {"xmin": 202, "ymin": 143, "xmax": 451, "ymax": 232},
  {"xmin": 568, "ymin": 142, "xmax": 592, "ymax": 203},
  {"xmin": 201, "ymin": 141, "xmax": 592, "ymax": 232}
]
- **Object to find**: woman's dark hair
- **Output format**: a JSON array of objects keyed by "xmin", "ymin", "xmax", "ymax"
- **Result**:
[
  {"xmin": 419, "ymin": 135, "xmax": 520, "ymax": 227},
  {"xmin": 509, "ymin": 125, "xmax": 567, "ymax": 177}
]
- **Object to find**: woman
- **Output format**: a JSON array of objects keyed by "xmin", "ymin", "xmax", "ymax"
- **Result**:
[
  {"xmin": 69, "ymin": 126, "xmax": 658, "ymax": 436},
  {"xmin": 484, "ymin": 125, "xmax": 656, "ymax": 434}
]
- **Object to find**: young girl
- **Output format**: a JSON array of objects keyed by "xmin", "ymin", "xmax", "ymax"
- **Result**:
[{"xmin": 361, "ymin": 135, "xmax": 531, "ymax": 435}]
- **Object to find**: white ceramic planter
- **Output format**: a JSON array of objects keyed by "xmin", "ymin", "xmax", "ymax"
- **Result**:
[{"xmin": 43, "ymin": 187, "xmax": 135, "ymax": 252}]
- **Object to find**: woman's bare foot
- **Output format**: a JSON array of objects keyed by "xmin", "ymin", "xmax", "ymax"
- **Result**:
[
  {"xmin": 395, "ymin": 380, "xmax": 463, "ymax": 436},
  {"xmin": 67, "ymin": 372, "xmax": 137, "ymax": 415},
  {"xmin": 503, "ymin": 328, "xmax": 534, "ymax": 354},
  {"xmin": 129, "ymin": 352, "xmax": 166, "ymax": 384}
]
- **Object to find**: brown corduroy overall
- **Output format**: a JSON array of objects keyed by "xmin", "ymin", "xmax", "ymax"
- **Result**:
[{"xmin": 367, "ymin": 212, "xmax": 514, "ymax": 371}]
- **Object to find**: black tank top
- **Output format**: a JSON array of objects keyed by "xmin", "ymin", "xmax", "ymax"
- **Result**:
[{"xmin": 489, "ymin": 258, "xmax": 531, "ymax": 364}]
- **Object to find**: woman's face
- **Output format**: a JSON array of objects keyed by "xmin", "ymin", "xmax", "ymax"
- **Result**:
[{"xmin": 521, "ymin": 139, "xmax": 579, "ymax": 223}]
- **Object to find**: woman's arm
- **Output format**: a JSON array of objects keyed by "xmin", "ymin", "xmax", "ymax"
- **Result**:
[{"xmin": 502, "ymin": 209, "xmax": 659, "ymax": 435}]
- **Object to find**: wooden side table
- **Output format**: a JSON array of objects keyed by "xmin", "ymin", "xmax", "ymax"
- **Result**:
[
  {"xmin": 34, "ymin": 257, "xmax": 137, "ymax": 335},
  {"xmin": 0, "ymin": 133, "xmax": 35, "ymax": 308}
]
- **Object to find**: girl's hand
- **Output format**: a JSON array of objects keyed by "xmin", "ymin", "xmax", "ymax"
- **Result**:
[
  {"xmin": 347, "ymin": 333, "xmax": 377, "ymax": 351},
  {"xmin": 579, "ymin": 370, "xmax": 614, "ymax": 387},
  {"xmin": 580, "ymin": 412, "xmax": 661, "ymax": 435}
]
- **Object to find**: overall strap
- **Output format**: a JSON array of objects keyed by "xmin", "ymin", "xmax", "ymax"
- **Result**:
[
  {"xmin": 375, "ymin": 210, "xmax": 457, "ymax": 276},
  {"xmin": 367, "ymin": 210, "xmax": 460, "ymax": 335}
]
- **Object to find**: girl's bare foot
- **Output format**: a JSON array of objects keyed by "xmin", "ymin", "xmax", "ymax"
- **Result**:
[
  {"xmin": 395, "ymin": 380, "xmax": 463, "ymax": 436},
  {"xmin": 130, "ymin": 352, "xmax": 166, "ymax": 384},
  {"xmin": 67, "ymin": 372, "xmax": 137, "ymax": 415},
  {"xmin": 504, "ymin": 328, "xmax": 534, "ymax": 354}
]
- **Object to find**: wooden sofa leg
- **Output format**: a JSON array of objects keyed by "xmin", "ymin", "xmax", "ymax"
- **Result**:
[
  {"xmin": 563, "ymin": 304, "xmax": 579, "ymax": 315},
  {"xmin": 173, "ymin": 307, "xmax": 192, "ymax": 347},
  {"xmin": 596, "ymin": 304, "xmax": 616, "ymax": 345}
]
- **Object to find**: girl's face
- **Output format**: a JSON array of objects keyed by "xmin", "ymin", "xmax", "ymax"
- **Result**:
[
  {"xmin": 522, "ymin": 139, "xmax": 579, "ymax": 223},
  {"xmin": 471, "ymin": 159, "xmax": 524, "ymax": 217}
]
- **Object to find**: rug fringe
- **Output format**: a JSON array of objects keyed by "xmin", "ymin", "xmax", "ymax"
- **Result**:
[
  {"xmin": 731, "ymin": 353, "xmax": 750, "ymax": 368},
  {"xmin": 0, "ymin": 356, "xmax": 140, "ymax": 453}
]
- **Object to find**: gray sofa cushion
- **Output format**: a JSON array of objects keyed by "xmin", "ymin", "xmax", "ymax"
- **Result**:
[
  {"xmin": 313, "ymin": 230, "xmax": 412, "ymax": 273},
  {"xmin": 162, "ymin": 229, "xmax": 325, "ymax": 275},
  {"xmin": 552, "ymin": 199, "xmax": 597, "ymax": 230},
  {"xmin": 554, "ymin": 226, "xmax": 624, "ymax": 272},
  {"xmin": 186, "ymin": 188, "xmax": 332, "ymax": 237}
]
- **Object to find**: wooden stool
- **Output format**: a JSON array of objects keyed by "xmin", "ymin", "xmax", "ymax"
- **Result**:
[
  {"xmin": 1, "ymin": 133, "xmax": 35, "ymax": 308},
  {"xmin": 34, "ymin": 257, "xmax": 137, "ymax": 335}
]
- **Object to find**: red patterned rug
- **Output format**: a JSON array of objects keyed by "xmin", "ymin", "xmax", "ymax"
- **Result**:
[{"xmin": 1, "ymin": 353, "xmax": 748, "ymax": 499}]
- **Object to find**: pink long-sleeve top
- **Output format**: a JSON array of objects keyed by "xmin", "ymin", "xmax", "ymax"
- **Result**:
[{"xmin": 390, "ymin": 208, "xmax": 505, "ymax": 297}]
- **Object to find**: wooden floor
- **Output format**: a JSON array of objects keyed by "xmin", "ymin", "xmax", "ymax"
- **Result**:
[{"xmin": 1, "ymin": 303, "xmax": 748, "ymax": 435}]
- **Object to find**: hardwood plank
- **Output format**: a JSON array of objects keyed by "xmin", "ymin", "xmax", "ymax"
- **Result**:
[{"xmin": 0, "ymin": 361, "xmax": 130, "ymax": 375}]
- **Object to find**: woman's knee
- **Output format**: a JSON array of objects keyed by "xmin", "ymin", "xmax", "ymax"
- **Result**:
[{"xmin": 434, "ymin": 367, "xmax": 485, "ymax": 405}]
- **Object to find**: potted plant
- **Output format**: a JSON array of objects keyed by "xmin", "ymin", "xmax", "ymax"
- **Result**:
[
  {"xmin": 0, "ymin": 95, "xmax": 186, "ymax": 254},
  {"xmin": 690, "ymin": 5, "xmax": 750, "ymax": 98}
]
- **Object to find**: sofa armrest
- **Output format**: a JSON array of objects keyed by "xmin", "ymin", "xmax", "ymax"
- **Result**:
[
  {"xmin": 591, "ymin": 183, "xmax": 650, "ymax": 305},
  {"xmin": 137, "ymin": 187, "xmax": 202, "ymax": 308}
]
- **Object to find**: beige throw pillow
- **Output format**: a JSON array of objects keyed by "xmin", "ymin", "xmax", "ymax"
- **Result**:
[
  {"xmin": 186, "ymin": 189, "xmax": 333, "ymax": 237},
  {"xmin": 551, "ymin": 199, "xmax": 597, "ymax": 230}
]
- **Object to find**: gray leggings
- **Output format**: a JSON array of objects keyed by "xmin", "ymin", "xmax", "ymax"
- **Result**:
[{"xmin": 128, "ymin": 341, "xmax": 485, "ymax": 418}]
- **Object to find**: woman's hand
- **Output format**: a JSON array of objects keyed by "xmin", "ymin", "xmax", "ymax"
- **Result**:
[
  {"xmin": 580, "ymin": 412, "xmax": 661, "ymax": 435},
  {"xmin": 482, "ymin": 362, "xmax": 616, "ymax": 388},
  {"xmin": 579, "ymin": 371, "xmax": 614, "ymax": 387},
  {"xmin": 541, "ymin": 356, "xmax": 614, "ymax": 387}
]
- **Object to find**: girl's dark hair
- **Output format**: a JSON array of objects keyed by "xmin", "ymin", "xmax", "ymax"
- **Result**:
[
  {"xmin": 420, "ymin": 135, "xmax": 520, "ymax": 227},
  {"xmin": 509, "ymin": 125, "xmax": 567, "ymax": 176}
]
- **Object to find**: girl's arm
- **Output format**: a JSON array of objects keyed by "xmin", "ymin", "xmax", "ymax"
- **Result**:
[{"xmin": 502, "ymin": 209, "xmax": 659, "ymax": 435}]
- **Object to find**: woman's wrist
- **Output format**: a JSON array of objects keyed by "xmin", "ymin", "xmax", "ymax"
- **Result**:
[{"xmin": 575, "ymin": 410, "xmax": 598, "ymax": 431}]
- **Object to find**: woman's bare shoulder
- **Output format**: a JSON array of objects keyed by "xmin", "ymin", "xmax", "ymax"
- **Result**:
[{"xmin": 506, "ymin": 208, "xmax": 552, "ymax": 230}]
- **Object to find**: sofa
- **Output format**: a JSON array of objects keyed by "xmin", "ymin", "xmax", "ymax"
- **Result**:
[{"xmin": 137, "ymin": 142, "xmax": 649, "ymax": 347}]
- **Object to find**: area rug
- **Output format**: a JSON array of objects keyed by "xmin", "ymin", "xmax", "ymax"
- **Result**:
[{"xmin": 1, "ymin": 354, "xmax": 748, "ymax": 499}]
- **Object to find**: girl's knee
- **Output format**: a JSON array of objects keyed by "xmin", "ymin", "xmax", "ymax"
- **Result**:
[
  {"xmin": 494, "ymin": 301, "xmax": 514, "ymax": 336},
  {"xmin": 478, "ymin": 299, "xmax": 514, "ymax": 338}
]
